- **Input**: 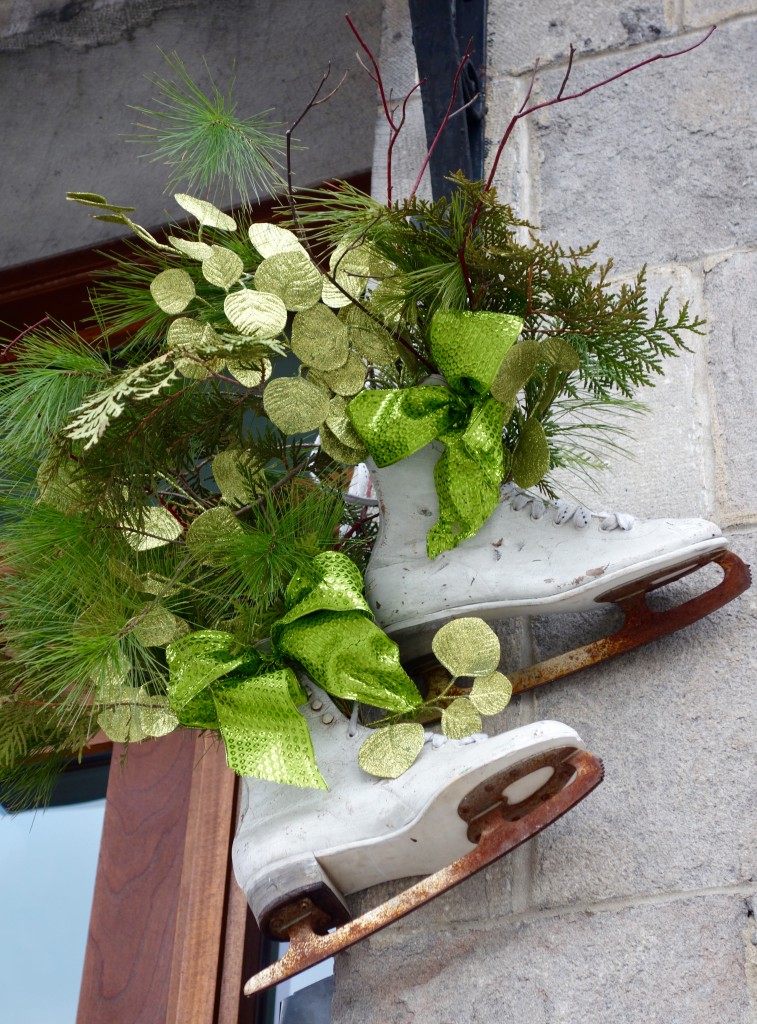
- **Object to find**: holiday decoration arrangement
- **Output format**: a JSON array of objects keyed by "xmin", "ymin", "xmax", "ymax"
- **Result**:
[{"xmin": 0, "ymin": 17, "xmax": 749, "ymax": 995}]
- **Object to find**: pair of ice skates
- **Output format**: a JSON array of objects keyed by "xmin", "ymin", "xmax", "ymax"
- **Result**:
[{"xmin": 234, "ymin": 442, "xmax": 749, "ymax": 995}]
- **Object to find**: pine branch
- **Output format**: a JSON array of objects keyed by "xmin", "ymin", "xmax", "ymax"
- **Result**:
[
  {"xmin": 130, "ymin": 52, "xmax": 286, "ymax": 203},
  {"xmin": 0, "ymin": 324, "xmax": 110, "ymax": 464}
]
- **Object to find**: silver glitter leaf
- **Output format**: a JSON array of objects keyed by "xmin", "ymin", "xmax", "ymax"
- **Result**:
[
  {"xmin": 469, "ymin": 672, "xmax": 513, "ymax": 715},
  {"xmin": 167, "ymin": 236, "xmax": 214, "ymax": 260},
  {"xmin": 202, "ymin": 245, "xmax": 244, "ymax": 290},
  {"xmin": 310, "ymin": 352, "xmax": 365, "ymax": 397},
  {"xmin": 291, "ymin": 305, "xmax": 350, "ymax": 370},
  {"xmin": 167, "ymin": 317, "xmax": 222, "ymax": 354},
  {"xmin": 150, "ymin": 269, "xmax": 196, "ymax": 314},
  {"xmin": 248, "ymin": 222, "xmax": 308, "ymax": 258},
  {"xmin": 226, "ymin": 357, "xmax": 271, "ymax": 387},
  {"xmin": 131, "ymin": 604, "xmax": 191, "ymax": 647},
  {"xmin": 441, "ymin": 698, "xmax": 482, "ymax": 739},
  {"xmin": 212, "ymin": 447, "xmax": 262, "ymax": 506},
  {"xmin": 263, "ymin": 376, "xmax": 330, "ymax": 435},
  {"xmin": 186, "ymin": 506, "xmax": 244, "ymax": 566},
  {"xmin": 224, "ymin": 289, "xmax": 288, "ymax": 338},
  {"xmin": 339, "ymin": 304, "xmax": 396, "ymax": 365},
  {"xmin": 319, "ymin": 423, "xmax": 367, "ymax": 466},
  {"xmin": 254, "ymin": 251, "xmax": 322, "ymax": 312},
  {"xmin": 98, "ymin": 687, "xmax": 179, "ymax": 743},
  {"xmin": 358, "ymin": 723, "xmax": 425, "ymax": 778},
  {"xmin": 174, "ymin": 193, "xmax": 237, "ymax": 230},
  {"xmin": 432, "ymin": 618, "xmax": 500, "ymax": 678},
  {"xmin": 121, "ymin": 506, "xmax": 183, "ymax": 551}
]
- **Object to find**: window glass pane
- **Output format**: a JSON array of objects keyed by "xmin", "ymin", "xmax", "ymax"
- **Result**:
[
  {"xmin": 0, "ymin": 799, "xmax": 106, "ymax": 1024},
  {"xmin": 262, "ymin": 944, "xmax": 334, "ymax": 1024}
]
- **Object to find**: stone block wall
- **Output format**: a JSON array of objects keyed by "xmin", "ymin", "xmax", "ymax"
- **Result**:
[{"xmin": 333, "ymin": 3, "xmax": 757, "ymax": 1021}]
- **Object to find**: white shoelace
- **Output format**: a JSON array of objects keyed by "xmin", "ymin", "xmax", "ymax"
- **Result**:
[
  {"xmin": 423, "ymin": 730, "xmax": 489, "ymax": 748},
  {"xmin": 501, "ymin": 482, "xmax": 635, "ymax": 532}
]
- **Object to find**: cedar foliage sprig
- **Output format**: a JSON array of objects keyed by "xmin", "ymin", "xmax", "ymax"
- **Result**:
[{"xmin": 295, "ymin": 175, "xmax": 704, "ymax": 479}]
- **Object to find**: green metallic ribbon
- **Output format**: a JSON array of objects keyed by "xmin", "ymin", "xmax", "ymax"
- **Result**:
[
  {"xmin": 165, "ymin": 552, "xmax": 422, "ymax": 787},
  {"xmin": 346, "ymin": 310, "xmax": 523, "ymax": 558}
]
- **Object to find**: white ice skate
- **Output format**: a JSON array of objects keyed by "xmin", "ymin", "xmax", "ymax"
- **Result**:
[
  {"xmin": 363, "ymin": 443, "xmax": 750, "ymax": 691},
  {"xmin": 233, "ymin": 683, "xmax": 603, "ymax": 995}
]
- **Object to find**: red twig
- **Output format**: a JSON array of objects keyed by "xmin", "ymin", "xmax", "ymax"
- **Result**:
[
  {"xmin": 1, "ymin": 317, "xmax": 51, "ymax": 363},
  {"xmin": 347, "ymin": 14, "xmax": 426, "ymax": 206},
  {"xmin": 335, "ymin": 511, "xmax": 379, "ymax": 548},
  {"xmin": 478, "ymin": 25, "xmax": 716, "ymax": 231},
  {"xmin": 556, "ymin": 45, "xmax": 575, "ymax": 100},
  {"xmin": 156, "ymin": 493, "xmax": 189, "ymax": 529},
  {"xmin": 519, "ymin": 58, "xmax": 541, "ymax": 113},
  {"xmin": 410, "ymin": 38, "xmax": 475, "ymax": 199},
  {"xmin": 388, "ymin": 80, "xmax": 424, "ymax": 198},
  {"xmin": 457, "ymin": 25, "xmax": 716, "ymax": 305},
  {"xmin": 347, "ymin": 15, "xmax": 393, "ymax": 133}
]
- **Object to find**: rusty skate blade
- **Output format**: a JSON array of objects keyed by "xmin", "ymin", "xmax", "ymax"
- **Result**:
[
  {"xmin": 243, "ymin": 749, "xmax": 603, "ymax": 997},
  {"xmin": 406, "ymin": 549, "xmax": 751, "ymax": 700},
  {"xmin": 508, "ymin": 548, "xmax": 750, "ymax": 693}
]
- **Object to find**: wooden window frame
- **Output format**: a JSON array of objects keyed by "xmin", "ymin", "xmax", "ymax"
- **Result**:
[{"xmin": 0, "ymin": 171, "xmax": 370, "ymax": 1023}]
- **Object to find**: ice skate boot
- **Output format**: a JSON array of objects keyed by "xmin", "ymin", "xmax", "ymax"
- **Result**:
[
  {"xmin": 364, "ymin": 443, "xmax": 750, "ymax": 691},
  {"xmin": 233, "ymin": 683, "xmax": 603, "ymax": 995}
]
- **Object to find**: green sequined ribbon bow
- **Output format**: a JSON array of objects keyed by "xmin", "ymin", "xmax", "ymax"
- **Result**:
[
  {"xmin": 165, "ymin": 552, "xmax": 422, "ymax": 787},
  {"xmin": 347, "ymin": 310, "xmax": 523, "ymax": 558}
]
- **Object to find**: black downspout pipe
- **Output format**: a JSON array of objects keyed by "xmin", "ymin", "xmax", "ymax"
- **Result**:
[{"xmin": 407, "ymin": 0, "xmax": 488, "ymax": 200}]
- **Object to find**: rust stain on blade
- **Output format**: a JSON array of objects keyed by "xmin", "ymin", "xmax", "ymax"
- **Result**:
[{"xmin": 244, "ymin": 750, "xmax": 604, "ymax": 997}]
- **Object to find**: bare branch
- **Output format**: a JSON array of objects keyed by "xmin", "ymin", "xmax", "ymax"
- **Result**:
[
  {"xmin": 347, "ymin": 15, "xmax": 396, "ymax": 131},
  {"xmin": 356, "ymin": 51, "xmax": 380, "ymax": 85},
  {"xmin": 347, "ymin": 13, "xmax": 423, "ymax": 205},
  {"xmin": 519, "ymin": 57, "xmax": 541, "ymax": 113},
  {"xmin": 286, "ymin": 64, "xmax": 349, "ymax": 247},
  {"xmin": 447, "ymin": 91, "xmax": 481, "ymax": 122}
]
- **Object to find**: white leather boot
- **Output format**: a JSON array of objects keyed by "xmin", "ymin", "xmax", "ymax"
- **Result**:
[
  {"xmin": 232, "ymin": 682, "xmax": 588, "ymax": 936},
  {"xmin": 363, "ymin": 442, "xmax": 745, "ymax": 664}
]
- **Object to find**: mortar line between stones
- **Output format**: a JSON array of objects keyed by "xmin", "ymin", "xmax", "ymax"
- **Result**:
[
  {"xmin": 670, "ymin": 0, "xmax": 684, "ymax": 33},
  {"xmin": 368, "ymin": 881, "xmax": 757, "ymax": 950},
  {"xmin": 507, "ymin": 614, "xmax": 538, "ymax": 913},
  {"xmin": 485, "ymin": 10, "xmax": 757, "ymax": 83},
  {"xmin": 600, "ymin": 247, "xmax": 757, "ymax": 284},
  {"xmin": 694, "ymin": 259, "xmax": 721, "ymax": 519}
]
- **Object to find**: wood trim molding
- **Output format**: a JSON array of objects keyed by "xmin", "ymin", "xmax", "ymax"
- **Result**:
[{"xmin": 76, "ymin": 732, "xmax": 258, "ymax": 1024}]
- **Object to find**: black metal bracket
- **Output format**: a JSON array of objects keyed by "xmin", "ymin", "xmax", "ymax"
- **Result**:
[{"xmin": 408, "ymin": 0, "xmax": 488, "ymax": 200}]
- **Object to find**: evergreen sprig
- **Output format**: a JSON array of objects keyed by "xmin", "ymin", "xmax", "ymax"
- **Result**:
[
  {"xmin": 0, "ymin": 324, "xmax": 110, "ymax": 466},
  {"xmin": 131, "ymin": 52, "xmax": 286, "ymax": 203},
  {"xmin": 297, "ymin": 176, "xmax": 704, "ymax": 481}
]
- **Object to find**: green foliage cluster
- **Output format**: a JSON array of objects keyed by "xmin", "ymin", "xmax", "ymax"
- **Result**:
[
  {"xmin": 296, "ymin": 174, "xmax": 704, "ymax": 487},
  {"xmin": 0, "ymin": 58, "xmax": 704, "ymax": 805}
]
